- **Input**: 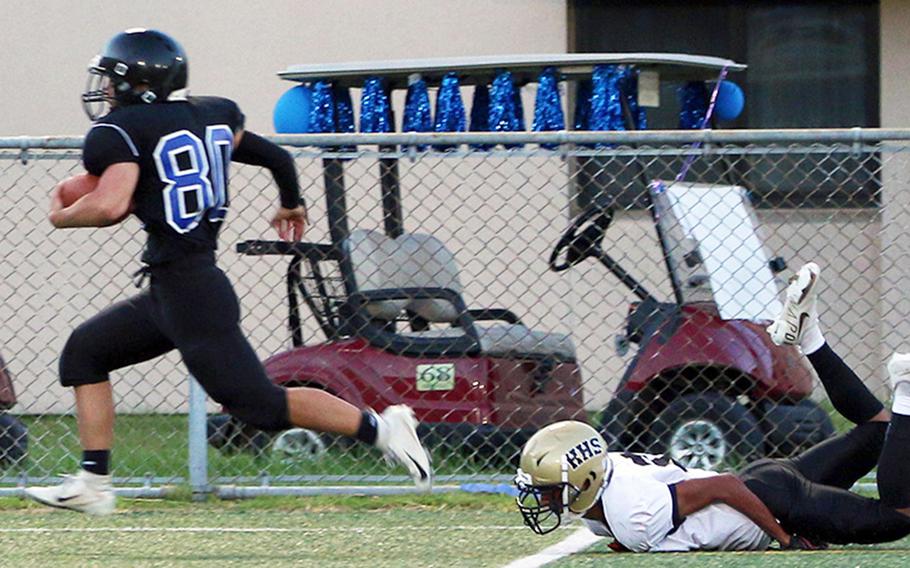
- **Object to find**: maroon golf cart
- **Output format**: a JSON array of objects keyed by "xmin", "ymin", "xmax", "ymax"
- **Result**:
[{"xmin": 551, "ymin": 181, "xmax": 834, "ymax": 469}]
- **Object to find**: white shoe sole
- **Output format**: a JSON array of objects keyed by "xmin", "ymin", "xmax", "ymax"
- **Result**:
[{"xmin": 24, "ymin": 488, "xmax": 115, "ymax": 516}]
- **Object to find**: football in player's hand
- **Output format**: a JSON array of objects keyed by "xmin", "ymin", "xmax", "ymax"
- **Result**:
[{"xmin": 57, "ymin": 173, "xmax": 100, "ymax": 207}]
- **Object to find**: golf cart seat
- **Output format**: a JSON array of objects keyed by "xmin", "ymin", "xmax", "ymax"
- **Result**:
[{"xmin": 344, "ymin": 229, "xmax": 576, "ymax": 361}]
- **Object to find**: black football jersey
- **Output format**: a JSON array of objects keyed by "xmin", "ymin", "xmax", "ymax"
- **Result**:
[{"xmin": 82, "ymin": 96, "xmax": 245, "ymax": 265}]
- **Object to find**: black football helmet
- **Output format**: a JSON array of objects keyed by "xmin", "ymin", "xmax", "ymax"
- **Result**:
[{"xmin": 82, "ymin": 28, "xmax": 188, "ymax": 120}]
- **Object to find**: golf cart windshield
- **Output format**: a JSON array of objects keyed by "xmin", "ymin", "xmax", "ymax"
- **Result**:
[{"xmin": 650, "ymin": 181, "xmax": 783, "ymax": 322}]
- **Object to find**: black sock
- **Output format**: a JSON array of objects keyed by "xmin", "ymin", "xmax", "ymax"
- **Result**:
[
  {"xmin": 807, "ymin": 343, "xmax": 884, "ymax": 424},
  {"xmin": 878, "ymin": 413, "xmax": 910, "ymax": 508},
  {"xmin": 355, "ymin": 411, "xmax": 379, "ymax": 446},
  {"xmin": 81, "ymin": 450, "xmax": 110, "ymax": 476}
]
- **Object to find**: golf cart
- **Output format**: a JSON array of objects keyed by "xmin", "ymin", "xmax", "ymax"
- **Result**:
[
  {"xmin": 209, "ymin": 225, "xmax": 585, "ymax": 461},
  {"xmin": 0, "ymin": 353, "xmax": 27, "ymax": 467},
  {"xmin": 551, "ymin": 180, "xmax": 834, "ymax": 469},
  {"xmin": 209, "ymin": 52, "xmax": 793, "ymax": 465}
]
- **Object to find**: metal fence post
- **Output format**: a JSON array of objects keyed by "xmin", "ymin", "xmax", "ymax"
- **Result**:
[{"xmin": 188, "ymin": 375, "xmax": 209, "ymax": 500}]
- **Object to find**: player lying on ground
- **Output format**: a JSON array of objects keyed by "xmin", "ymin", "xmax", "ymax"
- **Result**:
[
  {"xmin": 515, "ymin": 262, "xmax": 910, "ymax": 551},
  {"xmin": 25, "ymin": 29, "xmax": 431, "ymax": 515}
]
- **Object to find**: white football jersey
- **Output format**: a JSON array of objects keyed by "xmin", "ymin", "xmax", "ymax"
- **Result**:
[{"xmin": 581, "ymin": 452, "xmax": 772, "ymax": 552}]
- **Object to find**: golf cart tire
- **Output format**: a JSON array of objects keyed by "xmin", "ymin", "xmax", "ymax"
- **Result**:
[
  {"xmin": 650, "ymin": 393, "xmax": 764, "ymax": 470},
  {"xmin": 600, "ymin": 389, "xmax": 638, "ymax": 450},
  {"xmin": 0, "ymin": 413, "xmax": 27, "ymax": 467},
  {"xmin": 756, "ymin": 398, "xmax": 835, "ymax": 456},
  {"xmin": 272, "ymin": 428, "xmax": 328, "ymax": 460},
  {"xmin": 208, "ymin": 413, "xmax": 344, "ymax": 457},
  {"xmin": 207, "ymin": 414, "xmax": 273, "ymax": 456}
]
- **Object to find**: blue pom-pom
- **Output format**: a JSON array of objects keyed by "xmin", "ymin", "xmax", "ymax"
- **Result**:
[
  {"xmin": 273, "ymin": 85, "xmax": 313, "ymax": 133},
  {"xmin": 359, "ymin": 76, "xmax": 393, "ymax": 133},
  {"xmin": 714, "ymin": 81, "xmax": 744, "ymax": 122},
  {"xmin": 678, "ymin": 82, "xmax": 709, "ymax": 130}
]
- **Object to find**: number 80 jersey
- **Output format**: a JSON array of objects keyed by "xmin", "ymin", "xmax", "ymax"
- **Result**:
[{"xmin": 82, "ymin": 96, "xmax": 244, "ymax": 265}]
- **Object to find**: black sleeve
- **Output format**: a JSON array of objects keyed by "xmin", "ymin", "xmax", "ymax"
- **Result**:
[
  {"xmin": 194, "ymin": 96, "xmax": 246, "ymax": 134},
  {"xmin": 82, "ymin": 123, "xmax": 140, "ymax": 176},
  {"xmin": 232, "ymin": 131, "xmax": 302, "ymax": 209},
  {"xmin": 227, "ymin": 99, "xmax": 246, "ymax": 133}
]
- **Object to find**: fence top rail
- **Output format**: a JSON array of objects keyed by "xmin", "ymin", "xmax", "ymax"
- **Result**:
[{"xmin": 4, "ymin": 128, "xmax": 910, "ymax": 150}]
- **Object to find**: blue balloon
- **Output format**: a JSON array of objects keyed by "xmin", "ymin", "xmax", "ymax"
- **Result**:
[
  {"xmin": 273, "ymin": 85, "xmax": 313, "ymax": 133},
  {"xmin": 713, "ymin": 81, "xmax": 744, "ymax": 122}
]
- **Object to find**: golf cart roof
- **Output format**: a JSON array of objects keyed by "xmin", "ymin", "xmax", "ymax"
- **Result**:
[{"xmin": 278, "ymin": 53, "xmax": 746, "ymax": 89}]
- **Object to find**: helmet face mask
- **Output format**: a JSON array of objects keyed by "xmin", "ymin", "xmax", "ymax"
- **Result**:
[
  {"xmin": 82, "ymin": 29, "xmax": 188, "ymax": 120},
  {"xmin": 514, "ymin": 421, "xmax": 611, "ymax": 535},
  {"xmin": 515, "ymin": 468, "xmax": 582, "ymax": 535},
  {"xmin": 82, "ymin": 64, "xmax": 116, "ymax": 120}
]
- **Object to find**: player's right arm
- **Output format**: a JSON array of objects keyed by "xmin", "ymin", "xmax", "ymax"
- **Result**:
[
  {"xmin": 49, "ymin": 163, "xmax": 138, "ymax": 228},
  {"xmin": 50, "ymin": 121, "xmax": 141, "ymax": 228},
  {"xmin": 674, "ymin": 474, "xmax": 791, "ymax": 547}
]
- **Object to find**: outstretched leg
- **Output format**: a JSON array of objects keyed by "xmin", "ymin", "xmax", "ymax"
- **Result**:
[
  {"xmin": 162, "ymin": 263, "xmax": 433, "ymax": 490},
  {"xmin": 768, "ymin": 263, "xmax": 889, "ymax": 488},
  {"xmin": 753, "ymin": 262, "xmax": 910, "ymax": 543},
  {"xmin": 741, "ymin": 354, "xmax": 910, "ymax": 544},
  {"xmin": 24, "ymin": 292, "xmax": 176, "ymax": 515},
  {"xmin": 740, "ymin": 459, "xmax": 910, "ymax": 544},
  {"xmin": 878, "ymin": 355, "xmax": 910, "ymax": 511},
  {"xmin": 788, "ymin": 344, "xmax": 889, "ymax": 488}
]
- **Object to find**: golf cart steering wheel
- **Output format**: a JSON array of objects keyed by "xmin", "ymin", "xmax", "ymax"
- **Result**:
[{"xmin": 548, "ymin": 206, "xmax": 614, "ymax": 272}]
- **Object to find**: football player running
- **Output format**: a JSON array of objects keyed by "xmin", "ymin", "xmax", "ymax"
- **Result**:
[
  {"xmin": 26, "ymin": 29, "xmax": 431, "ymax": 515},
  {"xmin": 516, "ymin": 262, "xmax": 910, "ymax": 551}
]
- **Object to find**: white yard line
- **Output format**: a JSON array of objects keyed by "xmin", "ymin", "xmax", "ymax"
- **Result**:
[{"xmin": 501, "ymin": 529, "xmax": 602, "ymax": 568}]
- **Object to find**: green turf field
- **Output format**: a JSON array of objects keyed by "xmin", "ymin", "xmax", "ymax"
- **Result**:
[
  {"xmin": 0, "ymin": 494, "xmax": 565, "ymax": 567},
  {"xmin": 0, "ymin": 494, "xmax": 907, "ymax": 567}
]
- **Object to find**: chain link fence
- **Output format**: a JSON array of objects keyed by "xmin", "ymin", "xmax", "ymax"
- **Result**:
[{"xmin": 0, "ymin": 129, "xmax": 907, "ymax": 495}]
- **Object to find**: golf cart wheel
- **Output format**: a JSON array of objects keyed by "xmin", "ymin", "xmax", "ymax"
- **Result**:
[
  {"xmin": 756, "ymin": 398, "xmax": 836, "ymax": 456},
  {"xmin": 206, "ymin": 414, "xmax": 272, "ymax": 456},
  {"xmin": 651, "ymin": 393, "xmax": 764, "ymax": 470},
  {"xmin": 273, "ymin": 428, "xmax": 327, "ymax": 461},
  {"xmin": 600, "ymin": 389, "xmax": 637, "ymax": 450},
  {"xmin": 0, "ymin": 413, "xmax": 27, "ymax": 467}
]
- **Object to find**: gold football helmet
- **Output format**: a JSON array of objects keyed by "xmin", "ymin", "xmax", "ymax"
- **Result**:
[{"xmin": 514, "ymin": 421, "xmax": 612, "ymax": 534}]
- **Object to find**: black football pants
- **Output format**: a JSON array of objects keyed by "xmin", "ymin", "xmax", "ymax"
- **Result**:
[
  {"xmin": 740, "ymin": 425, "xmax": 910, "ymax": 544},
  {"xmin": 59, "ymin": 254, "xmax": 291, "ymax": 432},
  {"xmin": 739, "ymin": 344, "xmax": 910, "ymax": 544}
]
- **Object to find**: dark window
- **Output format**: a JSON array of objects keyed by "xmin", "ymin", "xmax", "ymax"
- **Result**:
[{"xmin": 569, "ymin": 0, "xmax": 880, "ymax": 208}]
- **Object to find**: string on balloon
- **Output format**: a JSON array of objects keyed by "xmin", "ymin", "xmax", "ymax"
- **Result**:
[{"xmin": 675, "ymin": 66, "xmax": 729, "ymax": 182}]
